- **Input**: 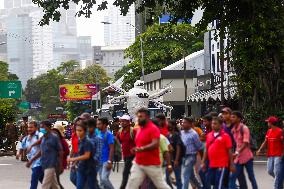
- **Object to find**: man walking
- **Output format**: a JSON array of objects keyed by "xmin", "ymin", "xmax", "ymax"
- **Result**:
[
  {"xmin": 97, "ymin": 117, "xmax": 115, "ymax": 189},
  {"xmin": 29, "ymin": 120, "xmax": 63, "ymax": 189},
  {"xmin": 156, "ymin": 113, "xmax": 169, "ymax": 136},
  {"xmin": 126, "ymin": 108, "xmax": 171, "ymax": 189},
  {"xmin": 201, "ymin": 117, "xmax": 235, "ymax": 189},
  {"xmin": 257, "ymin": 116, "xmax": 283, "ymax": 189},
  {"xmin": 87, "ymin": 118, "xmax": 103, "ymax": 188},
  {"xmin": 17, "ymin": 121, "xmax": 44, "ymax": 189},
  {"xmin": 181, "ymin": 117, "xmax": 203, "ymax": 189},
  {"xmin": 229, "ymin": 111, "xmax": 258, "ymax": 189},
  {"xmin": 116, "ymin": 115, "xmax": 136, "ymax": 189}
]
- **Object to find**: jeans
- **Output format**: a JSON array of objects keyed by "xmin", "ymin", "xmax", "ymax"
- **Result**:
[
  {"xmin": 199, "ymin": 161, "xmax": 210, "ymax": 189},
  {"xmin": 120, "ymin": 156, "xmax": 134, "ymax": 189},
  {"xmin": 30, "ymin": 166, "xmax": 44, "ymax": 189},
  {"xmin": 182, "ymin": 155, "xmax": 202, "ymax": 189},
  {"xmin": 166, "ymin": 163, "xmax": 182, "ymax": 189},
  {"xmin": 76, "ymin": 168, "xmax": 97, "ymax": 189},
  {"xmin": 267, "ymin": 157, "xmax": 283, "ymax": 189},
  {"xmin": 99, "ymin": 162, "xmax": 115, "ymax": 189},
  {"xmin": 207, "ymin": 167, "xmax": 229, "ymax": 189},
  {"xmin": 229, "ymin": 159, "xmax": 258, "ymax": 189}
]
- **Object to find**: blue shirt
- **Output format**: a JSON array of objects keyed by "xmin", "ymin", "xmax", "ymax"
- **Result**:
[
  {"xmin": 20, "ymin": 131, "xmax": 43, "ymax": 168},
  {"xmin": 99, "ymin": 130, "xmax": 114, "ymax": 163},
  {"xmin": 181, "ymin": 129, "xmax": 203, "ymax": 155},
  {"xmin": 87, "ymin": 132, "xmax": 104, "ymax": 164},
  {"xmin": 40, "ymin": 132, "xmax": 63, "ymax": 169},
  {"xmin": 78, "ymin": 137, "xmax": 95, "ymax": 173}
]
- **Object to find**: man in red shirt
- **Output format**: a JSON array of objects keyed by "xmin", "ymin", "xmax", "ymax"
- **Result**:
[
  {"xmin": 156, "ymin": 113, "xmax": 169, "ymax": 136},
  {"xmin": 257, "ymin": 116, "xmax": 283, "ymax": 189},
  {"xmin": 116, "ymin": 115, "xmax": 136, "ymax": 189},
  {"xmin": 126, "ymin": 108, "xmax": 170, "ymax": 189},
  {"xmin": 201, "ymin": 117, "xmax": 235, "ymax": 189}
]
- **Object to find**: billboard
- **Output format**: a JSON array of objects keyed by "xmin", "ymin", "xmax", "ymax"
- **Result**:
[{"xmin": 59, "ymin": 84, "xmax": 99, "ymax": 101}]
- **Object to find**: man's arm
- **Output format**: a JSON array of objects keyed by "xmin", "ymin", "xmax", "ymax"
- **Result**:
[
  {"xmin": 257, "ymin": 139, "xmax": 267, "ymax": 155},
  {"xmin": 201, "ymin": 149, "xmax": 208, "ymax": 171},
  {"xmin": 69, "ymin": 151, "xmax": 91, "ymax": 162},
  {"xmin": 136, "ymin": 138, "xmax": 160, "ymax": 152},
  {"xmin": 26, "ymin": 150, "xmax": 41, "ymax": 168},
  {"xmin": 26, "ymin": 138, "xmax": 42, "ymax": 153},
  {"xmin": 228, "ymin": 148, "xmax": 236, "ymax": 172}
]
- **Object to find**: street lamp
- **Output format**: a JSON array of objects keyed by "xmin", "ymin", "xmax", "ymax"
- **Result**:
[{"xmin": 126, "ymin": 22, "xmax": 145, "ymax": 81}]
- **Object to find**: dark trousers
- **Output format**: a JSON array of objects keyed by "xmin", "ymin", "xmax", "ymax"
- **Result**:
[
  {"xmin": 207, "ymin": 167, "xmax": 229, "ymax": 189},
  {"xmin": 76, "ymin": 169, "xmax": 97, "ymax": 189},
  {"xmin": 30, "ymin": 166, "xmax": 44, "ymax": 189},
  {"xmin": 120, "ymin": 156, "xmax": 134, "ymax": 189}
]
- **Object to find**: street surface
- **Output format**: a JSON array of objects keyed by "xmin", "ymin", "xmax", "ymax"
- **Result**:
[{"xmin": 0, "ymin": 156, "xmax": 273, "ymax": 189}]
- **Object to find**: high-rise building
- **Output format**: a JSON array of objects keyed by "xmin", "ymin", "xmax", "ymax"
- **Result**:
[
  {"xmin": 6, "ymin": 10, "xmax": 53, "ymax": 86},
  {"xmin": 103, "ymin": 1, "xmax": 136, "ymax": 46}
]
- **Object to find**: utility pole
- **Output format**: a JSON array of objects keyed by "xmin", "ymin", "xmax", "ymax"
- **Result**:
[
  {"xmin": 183, "ymin": 54, "xmax": 188, "ymax": 117},
  {"xmin": 95, "ymin": 73, "xmax": 99, "ymax": 112}
]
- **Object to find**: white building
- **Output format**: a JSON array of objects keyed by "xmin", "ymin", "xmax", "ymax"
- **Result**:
[
  {"xmin": 101, "ymin": 46, "xmax": 130, "ymax": 77},
  {"xmin": 103, "ymin": 1, "xmax": 136, "ymax": 46}
]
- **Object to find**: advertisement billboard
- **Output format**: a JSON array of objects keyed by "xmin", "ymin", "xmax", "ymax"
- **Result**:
[{"xmin": 59, "ymin": 84, "xmax": 99, "ymax": 101}]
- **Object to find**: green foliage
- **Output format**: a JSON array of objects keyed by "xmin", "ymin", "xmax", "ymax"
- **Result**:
[
  {"xmin": 119, "ymin": 23, "xmax": 203, "ymax": 90},
  {"xmin": 25, "ymin": 61, "xmax": 110, "ymax": 119}
]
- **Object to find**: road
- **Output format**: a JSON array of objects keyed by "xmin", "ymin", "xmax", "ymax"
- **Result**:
[{"xmin": 0, "ymin": 156, "xmax": 273, "ymax": 189}]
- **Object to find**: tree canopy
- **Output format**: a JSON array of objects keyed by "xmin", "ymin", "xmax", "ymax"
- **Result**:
[{"xmin": 118, "ymin": 23, "xmax": 203, "ymax": 90}]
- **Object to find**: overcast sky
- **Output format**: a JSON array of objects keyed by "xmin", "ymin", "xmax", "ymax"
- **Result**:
[{"xmin": 0, "ymin": 0, "xmax": 105, "ymax": 46}]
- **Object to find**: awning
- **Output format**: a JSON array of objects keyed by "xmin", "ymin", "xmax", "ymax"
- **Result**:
[{"xmin": 187, "ymin": 86, "xmax": 237, "ymax": 102}]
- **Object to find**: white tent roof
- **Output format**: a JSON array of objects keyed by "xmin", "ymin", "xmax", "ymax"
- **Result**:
[{"xmin": 188, "ymin": 86, "xmax": 237, "ymax": 102}]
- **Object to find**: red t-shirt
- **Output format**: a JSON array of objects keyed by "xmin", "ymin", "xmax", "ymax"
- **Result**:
[
  {"xmin": 135, "ymin": 121, "xmax": 161, "ymax": 166},
  {"xmin": 160, "ymin": 123, "xmax": 169, "ymax": 137},
  {"xmin": 71, "ymin": 132, "xmax": 79, "ymax": 154},
  {"xmin": 117, "ymin": 128, "xmax": 136, "ymax": 158},
  {"xmin": 266, "ymin": 128, "xmax": 283, "ymax": 157},
  {"xmin": 206, "ymin": 130, "xmax": 232, "ymax": 168}
]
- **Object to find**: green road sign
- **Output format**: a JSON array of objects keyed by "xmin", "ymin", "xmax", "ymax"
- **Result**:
[{"xmin": 0, "ymin": 81, "xmax": 22, "ymax": 99}]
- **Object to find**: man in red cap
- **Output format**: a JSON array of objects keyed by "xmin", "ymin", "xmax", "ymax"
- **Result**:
[{"xmin": 257, "ymin": 116, "xmax": 283, "ymax": 189}]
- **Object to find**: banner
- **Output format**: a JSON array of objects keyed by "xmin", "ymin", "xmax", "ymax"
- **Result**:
[{"xmin": 59, "ymin": 84, "xmax": 99, "ymax": 101}]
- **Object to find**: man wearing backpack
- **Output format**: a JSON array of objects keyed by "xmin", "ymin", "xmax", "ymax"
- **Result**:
[
  {"xmin": 229, "ymin": 111, "xmax": 258, "ymax": 189},
  {"xmin": 116, "ymin": 115, "xmax": 136, "ymax": 189}
]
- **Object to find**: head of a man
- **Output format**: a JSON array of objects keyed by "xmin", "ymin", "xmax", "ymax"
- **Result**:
[
  {"xmin": 76, "ymin": 121, "xmax": 87, "ymax": 139},
  {"xmin": 87, "ymin": 118, "xmax": 97, "ymax": 134},
  {"xmin": 182, "ymin": 117, "xmax": 194, "ymax": 131},
  {"xmin": 265, "ymin": 116, "xmax": 279, "ymax": 128},
  {"xmin": 136, "ymin": 108, "xmax": 150, "ymax": 127},
  {"xmin": 155, "ymin": 113, "xmax": 166, "ymax": 127},
  {"xmin": 212, "ymin": 117, "xmax": 223, "ymax": 132},
  {"xmin": 40, "ymin": 120, "xmax": 52, "ymax": 136},
  {"xmin": 202, "ymin": 114, "xmax": 212, "ymax": 127},
  {"xmin": 231, "ymin": 111, "xmax": 243, "ymax": 125},
  {"xmin": 120, "ymin": 115, "xmax": 131, "ymax": 129},
  {"xmin": 28, "ymin": 121, "xmax": 38, "ymax": 135},
  {"xmin": 80, "ymin": 112, "xmax": 91, "ymax": 121},
  {"xmin": 221, "ymin": 107, "xmax": 232, "ymax": 122},
  {"xmin": 97, "ymin": 117, "xmax": 109, "ymax": 131}
]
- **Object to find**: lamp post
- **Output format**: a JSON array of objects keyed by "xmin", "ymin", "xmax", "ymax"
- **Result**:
[{"xmin": 126, "ymin": 22, "xmax": 145, "ymax": 81}]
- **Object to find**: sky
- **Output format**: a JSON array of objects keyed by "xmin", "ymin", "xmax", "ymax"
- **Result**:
[{"xmin": 0, "ymin": 0, "xmax": 106, "ymax": 46}]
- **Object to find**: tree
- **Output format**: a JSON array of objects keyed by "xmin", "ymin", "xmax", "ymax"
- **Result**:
[
  {"xmin": 57, "ymin": 60, "xmax": 79, "ymax": 75},
  {"xmin": 118, "ymin": 23, "xmax": 203, "ymax": 90}
]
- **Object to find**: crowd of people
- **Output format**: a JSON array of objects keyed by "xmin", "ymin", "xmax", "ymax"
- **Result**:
[{"xmin": 14, "ymin": 107, "xmax": 284, "ymax": 189}]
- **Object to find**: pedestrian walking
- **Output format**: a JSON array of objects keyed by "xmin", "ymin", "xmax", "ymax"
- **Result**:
[
  {"xmin": 229, "ymin": 111, "xmax": 258, "ymax": 189},
  {"xmin": 116, "ymin": 115, "xmax": 136, "ymax": 189},
  {"xmin": 19, "ymin": 116, "xmax": 29, "ymax": 161},
  {"xmin": 221, "ymin": 108, "xmax": 247, "ymax": 189},
  {"xmin": 17, "ymin": 121, "xmax": 44, "ymax": 189},
  {"xmin": 68, "ymin": 121, "xmax": 96, "ymax": 189},
  {"xmin": 156, "ymin": 113, "xmax": 169, "ymax": 136},
  {"xmin": 87, "ymin": 118, "xmax": 103, "ymax": 189},
  {"xmin": 52, "ymin": 123, "xmax": 70, "ymax": 189},
  {"xmin": 201, "ymin": 117, "xmax": 235, "ymax": 189},
  {"xmin": 180, "ymin": 117, "xmax": 203, "ymax": 189},
  {"xmin": 97, "ymin": 117, "xmax": 115, "ymax": 189},
  {"xmin": 166, "ymin": 120, "xmax": 183, "ymax": 189},
  {"xmin": 126, "ymin": 108, "xmax": 171, "ymax": 189},
  {"xmin": 30, "ymin": 120, "xmax": 63, "ymax": 189},
  {"xmin": 257, "ymin": 116, "xmax": 283, "ymax": 189}
]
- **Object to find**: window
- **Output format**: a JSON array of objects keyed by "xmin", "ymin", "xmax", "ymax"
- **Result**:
[
  {"xmin": 150, "ymin": 82, "xmax": 153, "ymax": 91},
  {"xmin": 154, "ymin": 81, "xmax": 156, "ymax": 90},
  {"xmin": 211, "ymin": 54, "xmax": 216, "ymax": 73},
  {"xmin": 217, "ymin": 42, "xmax": 220, "ymax": 49},
  {"xmin": 212, "ymin": 44, "xmax": 214, "ymax": 51},
  {"xmin": 159, "ymin": 80, "xmax": 162, "ymax": 89},
  {"xmin": 217, "ymin": 52, "xmax": 220, "ymax": 72}
]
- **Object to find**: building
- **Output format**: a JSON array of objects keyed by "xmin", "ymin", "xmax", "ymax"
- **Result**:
[
  {"xmin": 6, "ymin": 10, "xmax": 53, "ymax": 86},
  {"xmin": 77, "ymin": 36, "xmax": 92, "ymax": 61},
  {"xmin": 93, "ymin": 46, "xmax": 103, "ymax": 65},
  {"xmin": 103, "ymin": 0, "xmax": 136, "ymax": 46},
  {"xmin": 101, "ymin": 45, "xmax": 130, "ymax": 77},
  {"xmin": 0, "ymin": 23, "xmax": 7, "ymax": 62}
]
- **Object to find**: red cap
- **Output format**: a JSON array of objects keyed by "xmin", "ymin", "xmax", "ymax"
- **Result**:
[{"xmin": 265, "ymin": 116, "xmax": 279, "ymax": 124}]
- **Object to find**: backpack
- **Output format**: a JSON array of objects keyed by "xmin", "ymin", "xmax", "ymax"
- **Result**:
[{"xmin": 240, "ymin": 125, "xmax": 258, "ymax": 151}]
